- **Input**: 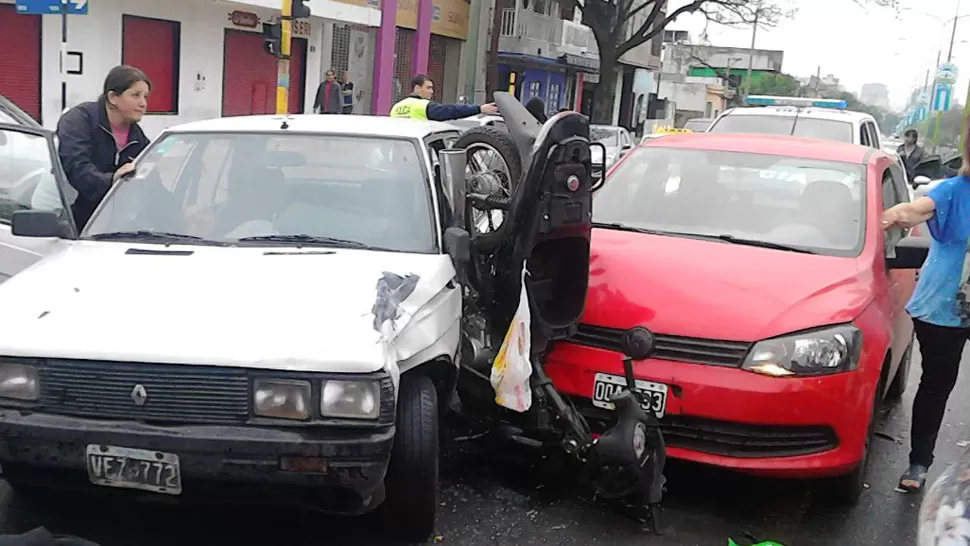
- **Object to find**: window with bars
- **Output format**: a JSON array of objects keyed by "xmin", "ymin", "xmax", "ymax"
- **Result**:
[
  {"xmin": 547, "ymin": 83, "xmax": 561, "ymax": 114},
  {"xmin": 429, "ymin": 35, "xmax": 447, "ymax": 101},
  {"xmin": 528, "ymin": 80, "xmax": 541, "ymax": 99},
  {"xmin": 330, "ymin": 24, "xmax": 351, "ymax": 76},
  {"xmin": 393, "ymin": 28, "xmax": 415, "ymax": 102}
]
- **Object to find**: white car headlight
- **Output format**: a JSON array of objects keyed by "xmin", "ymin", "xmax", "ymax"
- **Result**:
[
  {"xmin": 742, "ymin": 325, "xmax": 862, "ymax": 377},
  {"xmin": 0, "ymin": 363, "xmax": 39, "ymax": 401},
  {"xmin": 253, "ymin": 379, "xmax": 310, "ymax": 420},
  {"xmin": 321, "ymin": 380, "xmax": 380, "ymax": 420}
]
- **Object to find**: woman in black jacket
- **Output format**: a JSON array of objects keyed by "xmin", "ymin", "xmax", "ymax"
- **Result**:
[{"xmin": 57, "ymin": 65, "xmax": 152, "ymax": 228}]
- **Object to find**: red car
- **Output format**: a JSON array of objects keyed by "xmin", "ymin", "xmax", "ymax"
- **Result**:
[{"xmin": 546, "ymin": 133, "xmax": 928, "ymax": 502}]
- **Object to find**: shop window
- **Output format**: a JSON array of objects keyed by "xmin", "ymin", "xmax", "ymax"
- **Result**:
[
  {"xmin": 528, "ymin": 80, "xmax": 541, "ymax": 99},
  {"xmin": 122, "ymin": 15, "xmax": 180, "ymax": 114}
]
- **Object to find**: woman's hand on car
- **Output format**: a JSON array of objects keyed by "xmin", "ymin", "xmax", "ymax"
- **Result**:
[
  {"xmin": 882, "ymin": 197, "xmax": 936, "ymax": 230},
  {"xmin": 112, "ymin": 162, "xmax": 135, "ymax": 182}
]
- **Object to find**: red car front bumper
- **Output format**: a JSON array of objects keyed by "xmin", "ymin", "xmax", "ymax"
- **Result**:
[{"xmin": 545, "ymin": 343, "xmax": 877, "ymax": 478}]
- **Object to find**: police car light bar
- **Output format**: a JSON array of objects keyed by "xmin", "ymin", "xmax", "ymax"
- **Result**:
[{"xmin": 743, "ymin": 95, "xmax": 848, "ymax": 109}]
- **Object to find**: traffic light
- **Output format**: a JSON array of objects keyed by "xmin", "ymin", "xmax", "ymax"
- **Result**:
[
  {"xmin": 262, "ymin": 22, "xmax": 281, "ymax": 57},
  {"xmin": 291, "ymin": 0, "xmax": 311, "ymax": 18}
]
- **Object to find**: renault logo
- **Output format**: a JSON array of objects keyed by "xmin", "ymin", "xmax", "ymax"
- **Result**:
[{"xmin": 130, "ymin": 384, "xmax": 148, "ymax": 406}]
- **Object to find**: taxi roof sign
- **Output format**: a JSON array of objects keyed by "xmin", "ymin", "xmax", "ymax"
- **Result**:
[
  {"xmin": 655, "ymin": 126, "xmax": 693, "ymax": 134},
  {"xmin": 743, "ymin": 95, "xmax": 848, "ymax": 110}
]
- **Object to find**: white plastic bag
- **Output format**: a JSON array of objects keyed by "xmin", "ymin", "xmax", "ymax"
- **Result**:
[{"xmin": 490, "ymin": 265, "xmax": 533, "ymax": 412}]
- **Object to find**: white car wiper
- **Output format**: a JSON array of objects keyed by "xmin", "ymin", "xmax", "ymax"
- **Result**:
[
  {"xmin": 236, "ymin": 234, "xmax": 370, "ymax": 249},
  {"xmin": 87, "ymin": 230, "xmax": 220, "ymax": 244}
]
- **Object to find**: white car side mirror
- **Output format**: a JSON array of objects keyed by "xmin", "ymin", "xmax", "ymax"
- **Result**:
[{"xmin": 913, "ymin": 175, "xmax": 932, "ymax": 185}]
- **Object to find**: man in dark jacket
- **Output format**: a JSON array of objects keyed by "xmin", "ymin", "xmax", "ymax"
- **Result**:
[
  {"xmin": 57, "ymin": 96, "xmax": 150, "ymax": 229},
  {"xmin": 897, "ymin": 129, "xmax": 926, "ymax": 181},
  {"xmin": 313, "ymin": 70, "xmax": 343, "ymax": 114},
  {"xmin": 390, "ymin": 74, "xmax": 498, "ymax": 121}
]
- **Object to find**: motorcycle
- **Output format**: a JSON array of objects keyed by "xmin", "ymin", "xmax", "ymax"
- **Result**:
[{"xmin": 442, "ymin": 92, "xmax": 668, "ymax": 533}]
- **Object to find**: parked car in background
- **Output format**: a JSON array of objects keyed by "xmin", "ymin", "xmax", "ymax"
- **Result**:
[
  {"xmin": 641, "ymin": 127, "xmax": 694, "ymax": 144},
  {"xmin": 546, "ymin": 132, "xmax": 926, "ymax": 505},
  {"xmin": 590, "ymin": 124, "xmax": 635, "ymax": 172},
  {"xmin": 0, "ymin": 94, "xmax": 72, "ymax": 284},
  {"xmin": 683, "ymin": 118, "xmax": 713, "ymax": 132},
  {"xmin": 708, "ymin": 96, "xmax": 883, "ymax": 150}
]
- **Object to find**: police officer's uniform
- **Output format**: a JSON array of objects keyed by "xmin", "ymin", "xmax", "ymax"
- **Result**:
[{"xmin": 390, "ymin": 96, "xmax": 430, "ymax": 120}]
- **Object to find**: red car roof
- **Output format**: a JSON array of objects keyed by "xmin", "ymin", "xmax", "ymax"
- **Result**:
[{"xmin": 644, "ymin": 133, "xmax": 877, "ymax": 165}]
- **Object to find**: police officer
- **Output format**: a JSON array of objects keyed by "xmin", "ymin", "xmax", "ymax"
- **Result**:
[{"xmin": 391, "ymin": 74, "xmax": 498, "ymax": 121}]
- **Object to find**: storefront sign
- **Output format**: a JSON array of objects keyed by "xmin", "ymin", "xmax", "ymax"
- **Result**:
[
  {"xmin": 331, "ymin": 0, "xmax": 469, "ymax": 40},
  {"xmin": 229, "ymin": 10, "xmax": 259, "ymax": 29}
]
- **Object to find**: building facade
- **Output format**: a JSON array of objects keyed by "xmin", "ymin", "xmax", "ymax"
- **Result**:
[{"xmin": 0, "ymin": 0, "xmax": 471, "ymax": 135}]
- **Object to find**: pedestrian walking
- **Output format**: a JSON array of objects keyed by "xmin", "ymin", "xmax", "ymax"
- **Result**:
[
  {"xmin": 340, "ymin": 70, "xmax": 355, "ymax": 114},
  {"xmin": 56, "ymin": 64, "xmax": 151, "ymax": 229},
  {"xmin": 898, "ymin": 129, "xmax": 926, "ymax": 181},
  {"xmin": 525, "ymin": 96, "xmax": 547, "ymax": 123},
  {"xmin": 313, "ymin": 70, "xmax": 342, "ymax": 114},
  {"xmin": 390, "ymin": 74, "xmax": 498, "ymax": 121},
  {"xmin": 882, "ymin": 116, "xmax": 970, "ymax": 493}
]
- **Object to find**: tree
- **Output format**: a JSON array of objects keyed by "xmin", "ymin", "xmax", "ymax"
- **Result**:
[
  {"xmin": 747, "ymin": 73, "xmax": 801, "ymax": 97},
  {"xmin": 565, "ymin": 0, "xmax": 896, "ymax": 124}
]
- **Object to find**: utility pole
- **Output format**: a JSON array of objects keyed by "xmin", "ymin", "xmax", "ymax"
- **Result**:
[
  {"xmin": 948, "ymin": 0, "xmax": 962, "ymax": 62},
  {"xmin": 264, "ymin": 0, "xmax": 310, "ymax": 115},
  {"xmin": 276, "ymin": 0, "xmax": 292, "ymax": 115},
  {"xmin": 743, "ymin": 7, "xmax": 759, "ymax": 97},
  {"xmin": 486, "ymin": 0, "xmax": 505, "ymax": 98}
]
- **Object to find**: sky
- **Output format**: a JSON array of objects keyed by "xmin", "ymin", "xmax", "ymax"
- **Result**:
[{"xmin": 665, "ymin": 0, "xmax": 969, "ymax": 111}]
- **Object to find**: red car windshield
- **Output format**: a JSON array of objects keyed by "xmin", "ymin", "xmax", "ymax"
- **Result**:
[{"xmin": 594, "ymin": 146, "xmax": 867, "ymax": 257}]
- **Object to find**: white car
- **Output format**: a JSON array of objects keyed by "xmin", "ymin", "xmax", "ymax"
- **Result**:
[
  {"xmin": 708, "ymin": 95, "xmax": 884, "ymax": 150},
  {"xmin": 448, "ymin": 113, "xmax": 507, "ymax": 132},
  {"xmin": 0, "ymin": 114, "xmax": 469, "ymax": 540}
]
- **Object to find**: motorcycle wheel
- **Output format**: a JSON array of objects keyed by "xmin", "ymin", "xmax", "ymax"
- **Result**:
[{"xmin": 454, "ymin": 126, "xmax": 522, "ymax": 234}]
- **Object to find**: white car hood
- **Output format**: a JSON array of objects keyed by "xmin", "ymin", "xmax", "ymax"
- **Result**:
[{"xmin": 0, "ymin": 242, "xmax": 459, "ymax": 376}]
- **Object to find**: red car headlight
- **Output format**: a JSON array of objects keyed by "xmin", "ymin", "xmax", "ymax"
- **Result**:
[{"xmin": 742, "ymin": 324, "xmax": 862, "ymax": 377}]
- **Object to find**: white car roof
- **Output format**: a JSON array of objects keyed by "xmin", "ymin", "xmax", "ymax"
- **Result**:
[
  {"xmin": 164, "ymin": 114, "xmax": 459, "ymax": 139},
  {"xmin": 721, "ymin": 106, "xmax": 876, "ymax": 123}
]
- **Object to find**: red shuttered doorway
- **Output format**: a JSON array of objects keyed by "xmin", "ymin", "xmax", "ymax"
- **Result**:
[
  {"xmin": 0, "ymin": 4, "xmax": 42, "ymax": 121},
  {"xmin": 222, "ymin": 29, "xmax": 307, "ymax": 117}
]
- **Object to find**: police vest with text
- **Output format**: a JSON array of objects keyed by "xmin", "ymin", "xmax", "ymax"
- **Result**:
[{"xmin": 390, "ymin": 97, "xmax": 429, "ymax": 120}]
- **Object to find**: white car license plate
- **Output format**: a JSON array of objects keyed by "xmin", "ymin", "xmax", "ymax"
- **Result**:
[
  {"xmin": 592, "ymin": 373, "xmax": 668, "ymax": 419},
  {"xmin": 86, "ymin": 445, "xmax": 182, "ymax": 495}
]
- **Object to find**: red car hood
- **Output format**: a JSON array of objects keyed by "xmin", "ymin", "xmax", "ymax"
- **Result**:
[{"xmin": 583, "ymin": 229, "xmax": 872, "ymax": 341}]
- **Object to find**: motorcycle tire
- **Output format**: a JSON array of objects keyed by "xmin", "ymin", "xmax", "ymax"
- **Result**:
[{"xmin": 454, "ymin": 125, "xmax": 524, "ymax": 200}]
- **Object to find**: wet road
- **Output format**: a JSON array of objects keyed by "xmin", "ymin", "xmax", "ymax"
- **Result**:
[{"xmin": 0, "ymin": 345, "xmax": 966, "ymax": 546}]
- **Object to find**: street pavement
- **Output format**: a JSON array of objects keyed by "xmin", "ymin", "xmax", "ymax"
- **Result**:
[{"xmin": 0, "ymin": 344, "xmax": 966, "ymax": 546}]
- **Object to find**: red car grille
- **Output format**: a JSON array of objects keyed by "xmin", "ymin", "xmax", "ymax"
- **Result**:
[
  {"xmin": 570, "ymin": 398, "xmax": 839, "ymax": 458},
  {"xmin": 569, "ymin": 324, "xmax": 751, "ymax": 367}
]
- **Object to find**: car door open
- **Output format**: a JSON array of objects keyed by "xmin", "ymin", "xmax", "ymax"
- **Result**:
[{"xmin": 0, "ymin": 123, "xmax": 77, "ymax": 281}]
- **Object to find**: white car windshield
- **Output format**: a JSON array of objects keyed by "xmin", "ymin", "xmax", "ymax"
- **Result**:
[
  {"xmin": 594, "ymin": 147, "xmax": 867, "ymax": 256},
  {"xmin": 84, "ymin": 132, "xmax": 437, "ymax": 253},
  {"xmin": 709, "ymin": 114, "xmax": 854, "ymax": 143}
]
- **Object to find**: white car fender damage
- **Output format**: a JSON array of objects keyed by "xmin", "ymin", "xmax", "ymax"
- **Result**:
[{"xmin": 371, "ymin": 259, "xmax": 461, "ymax": 394}]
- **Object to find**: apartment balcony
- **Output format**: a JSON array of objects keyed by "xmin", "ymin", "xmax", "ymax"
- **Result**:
[{"xmin": 497, "ymin": 8, "xmax": 564, "ymax": 57}]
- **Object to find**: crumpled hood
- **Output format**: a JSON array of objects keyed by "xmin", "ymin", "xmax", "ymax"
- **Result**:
[
  {"xmin": 583, "ymin": 229, "xmax": 871, "ymax": 341},
  {"xmin": 0, "ymin": 242, "xmax": 458, "ymax": 373}
]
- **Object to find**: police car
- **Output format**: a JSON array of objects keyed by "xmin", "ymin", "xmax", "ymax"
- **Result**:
[{"xmin": 708, "ymin": 96, "xmax": 884, "ymax": 150}]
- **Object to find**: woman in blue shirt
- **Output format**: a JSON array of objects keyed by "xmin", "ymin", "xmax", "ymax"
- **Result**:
[{"xmin": 883, "ymin": 144, "xmax": 970, "ymax": 494}]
